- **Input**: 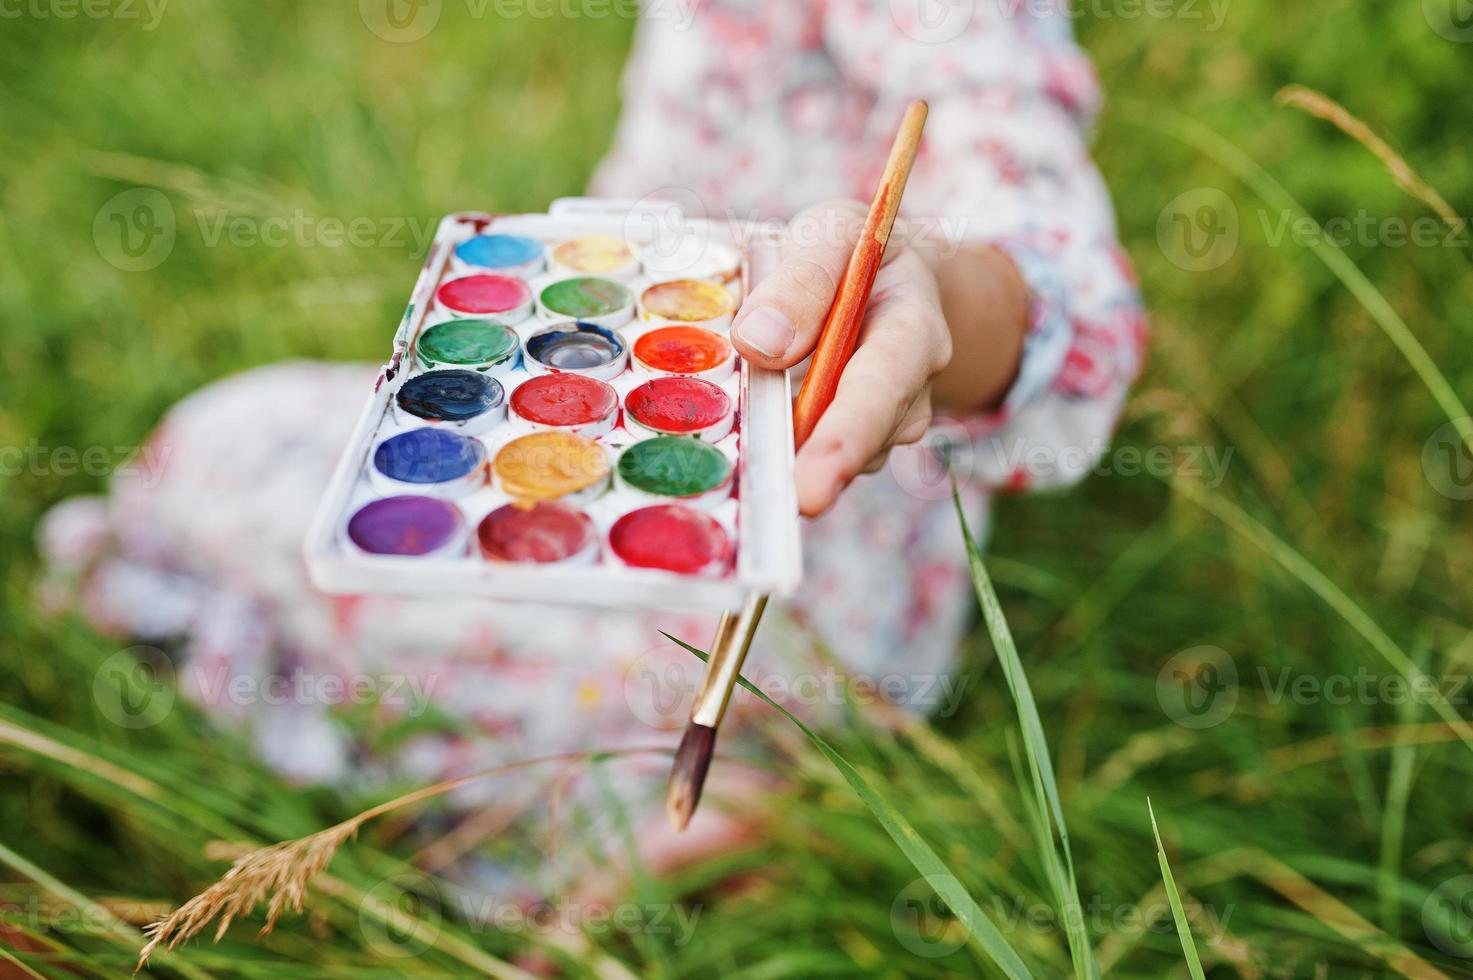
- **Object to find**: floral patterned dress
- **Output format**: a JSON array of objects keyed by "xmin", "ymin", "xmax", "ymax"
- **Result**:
[{"xmin": 39, "ymin": 0, "xmax": 1144, "ymax": 876}]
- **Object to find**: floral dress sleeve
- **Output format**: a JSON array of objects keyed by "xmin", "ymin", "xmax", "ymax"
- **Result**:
[{"xmin": 822, "ymin": 0, "xmax": 1148, "ymax": 494}]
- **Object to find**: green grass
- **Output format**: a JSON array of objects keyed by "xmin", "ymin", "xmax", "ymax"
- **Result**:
[{"xmin": 3, "ymin": 1, "xmax": 1473, "ymax": 976}]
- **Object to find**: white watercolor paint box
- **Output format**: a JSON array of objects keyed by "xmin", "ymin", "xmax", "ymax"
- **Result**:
[{"xmin": 304, "ymin": 198, "xmax": 802, "ymax": 613}]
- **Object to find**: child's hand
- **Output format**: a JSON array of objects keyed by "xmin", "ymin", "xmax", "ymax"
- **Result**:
[{"xmin": 730, "ymin": 200, "xmax": 953, "ymax": 517}]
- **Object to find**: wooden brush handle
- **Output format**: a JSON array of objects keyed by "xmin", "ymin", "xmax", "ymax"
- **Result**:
[
  {"xmin": 690, "ymin": 594, "xmax": 768, "ymax": 728},
  {"xmin": 792, "ymin": 100, "xmax": 928, "ymax": 449}
]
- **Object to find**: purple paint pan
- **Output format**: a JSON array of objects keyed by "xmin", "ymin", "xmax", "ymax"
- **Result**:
[{"xmin": 346, "ymin": 495, "xmax": 468, "ymax": 558}]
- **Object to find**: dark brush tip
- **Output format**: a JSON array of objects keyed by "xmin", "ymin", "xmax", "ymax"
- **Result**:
[{"xmin": 666, "ymin": 723, "xmax": 717, "ymax": 832}]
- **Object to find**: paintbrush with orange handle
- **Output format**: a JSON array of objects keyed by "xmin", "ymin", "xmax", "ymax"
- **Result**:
[{"xmin": 666, "ymin": 99, "xmax": 929, "ymax": 831}]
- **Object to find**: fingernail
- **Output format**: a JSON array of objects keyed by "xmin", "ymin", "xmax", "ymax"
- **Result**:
[{"xmin": 733, "ymin": 306, "xmax": 795, "ymax": 358}]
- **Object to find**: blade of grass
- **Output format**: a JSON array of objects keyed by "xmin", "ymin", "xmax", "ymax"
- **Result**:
[
  {"xmin": 0, "ymin": 840, "xmax": 215, "ymax": 980},
  {"xmin": 1172, "ymin": 477, "xmax": 1473, "ymax": 756},
  {"xmin": 1275, "ymin": 85, "xmax": 1466, "ymax": 237},
  {"xmin": 0, "ymin": 945, "xmax": 47, "ymax": 980},
  {"xmin": 1119, "ymin": 101, "xmax": 1473, "ymax": 457},
  {"xmin": 659, "ymin": 632, "xmax": 1034, "ymax": 980},
  {"xmin": 1147, "ymin": 801, "xmax": 1207, "ymax": 980},
  {"xmin": 1222, "ymin": 850, "xmax": 1452, "ymax": 979},
  {"xmin": 593, "ymin": 761, "xmax": 672, "ymax": 979},
  {"xmin": 1378, "ymin": 641, "xmax": 1426, "ymax": 933},
  {"xmin": 951, "ymin": 490, "xmax": 1094, "ymax": 979}
]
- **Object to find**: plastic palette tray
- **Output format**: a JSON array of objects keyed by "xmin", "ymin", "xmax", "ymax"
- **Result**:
[{"xmin": 304, "ymin": 198, "xmax": 801, "ymax": 612}]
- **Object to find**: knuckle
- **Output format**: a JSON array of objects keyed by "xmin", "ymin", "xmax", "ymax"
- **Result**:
[
  {"xmin": 894, "ymin": 408, "xmax": 933, "ymax": 446},
  {"xmin": 781, "ymin": 255, "xmax": 840, "ymax": 308},
  {"xmin": 791, "ymin": 199, "xmax": 866, "ymax": 249},
  {"xmin": 810, "ymin": 425, "xmax": 873, "ymax": 485},
  {"xmin": 931, "ymin": 322, "xmax": 954, "ymax": 372},
  {"xmin": 887, "ymin": 246, "xmax": 928, "ymax": 273},
  {"xmin": 882, "ymin": 305, "xmax": 951, "ymax": 373},
  {"xmin": 809, "ymin": 197, "xmax": 867, "ymax": 220}
]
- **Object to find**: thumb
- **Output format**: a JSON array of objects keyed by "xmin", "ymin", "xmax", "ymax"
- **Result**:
[{"xmin": 730, "ymin": 200, "xmax": 866, "ymax": 369}]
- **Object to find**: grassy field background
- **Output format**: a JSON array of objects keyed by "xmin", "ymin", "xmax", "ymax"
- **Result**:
[{"xmin": 3, "ymin": 0, "xmax": 1473, "ymax": 976}]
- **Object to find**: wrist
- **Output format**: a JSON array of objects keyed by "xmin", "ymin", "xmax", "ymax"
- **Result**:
[{"xmin": 929, "ymin": 241, "xmax": 1029, "ymax": 413}]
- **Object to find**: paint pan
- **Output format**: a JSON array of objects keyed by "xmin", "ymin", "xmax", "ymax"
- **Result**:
[
  {"xmin": 638, "ymin": 237, "xmax": 742, "ymax": 285},
  {"xmin": 452, "ymin": 233, "xmax": 545, "ymax": 278},
  {"xmin": 477, "ymin": 500, "xmax": 598, "ymax": 564},
  {"xmin": 623, "ymin": 377, "xmax": 734, "ymax": 441},
  {"xmin": 550, "ymin": 234, "xmax": 640, "ymax": 280},
  {"xmin": 346, "ymin": 495, "xmax": 468, "ymax": 558},
  {"xmin": 524, "ymin": 321, "xmax": 629, "ymax": 380},
  {"xmin": 394, "ymin": 369, "xmax": 507, "ymax": 435},
  {"xmin": 616, "ymin": 435, "xmax": 733, "ymax": 507},
  {"xmin": 371, "ymin": 427, "xmax": 487, "ymax": 498},
  {"xmin": 510, "ymin": 373, "xmax": 619, "ymax": 439},
  {"xmin": 631, "ymin": 325, "xmax": 736, "ymax": 382},
  {"xmin": 492, "ymin": 430, "xmax": 611, "ymax": 506},
  {"xmin": 436, "ymin": 274, "xmax": 533, "ymax": 322},
  {"xmin": 608, "ymin": 503, "xmax": 732, "ymax": 575},
  {"xmin": 537, "ymin": 277, "xmax": 634, "ymax": 329},
  {"xmin": 639, "ymin": 279, "xmax": 736, "ymax": 331},
  {"xmin": 415, "ymin": 319, "xmax": 521, "ymax": 375}
]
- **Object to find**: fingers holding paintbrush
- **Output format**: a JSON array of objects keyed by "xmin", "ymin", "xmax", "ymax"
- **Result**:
[
  {"xmin": 665, "ymin": 100, "xmax": 929, "ymax": 831},
  {"xmin": 731, "ymin": 100, "xmax": 936, "ymax": 514}
]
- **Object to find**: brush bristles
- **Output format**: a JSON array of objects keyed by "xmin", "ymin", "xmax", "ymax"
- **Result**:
[{"xmin": 666, "ymin": 723, "xmax": 717, "ymax": 831}]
